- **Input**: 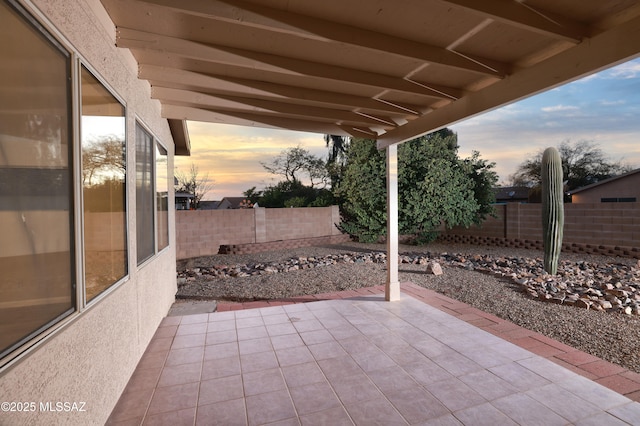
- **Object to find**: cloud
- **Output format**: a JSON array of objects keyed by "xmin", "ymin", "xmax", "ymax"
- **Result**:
[
  {"xmin": 182, "ymin": 58, "xmax": 640, "ymax": 195},
  {"xmin": 606, "ymin": 60, "xmax": 640, "ymax": 79},
  {"xmin": 540, "ymin": 105, "xmax": 579, "ymax": 112},
  {"xmin": 600, "ymin": 100, "xmax": 626, "ymax": 106},
  {"xmin": 180, "ymin": 121, "xmax": 329, "ymax": 198},
  {"xmin": 572, "ymin": 73, "xmax": 600, "ymax": 84}
]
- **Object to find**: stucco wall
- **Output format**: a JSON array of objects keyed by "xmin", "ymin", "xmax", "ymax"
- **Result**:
[
  {"xmin": 572, "ymin": 172, "xmax": 640, "ymax": 203},
  {"xmin": 0, "ymin": 1, "xmax": 177, "ymax": 424},
  {"xmin": 176, "ymin": 206, "xmax": 343, "ymax": 259}
]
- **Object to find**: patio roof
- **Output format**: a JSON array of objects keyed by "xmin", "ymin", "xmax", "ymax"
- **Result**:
[{"xmin": 101, "ymin": 0, "xmax": 640, "ymax": 154}]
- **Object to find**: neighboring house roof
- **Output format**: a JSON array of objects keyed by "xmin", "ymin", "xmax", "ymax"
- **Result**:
[
  {"xmin": 198, "ymin": 200, "xmax": 222, "ymax": 210},
  {"xmin": 219, "ymin": 197, "xmax": 249, "ymax": 209},
  {"xmin": 569, "ymin": 168, "xmax": 640, "ymax": 194},
  {"xmin": 494, "ymin": 186, "xmax": 530, "ymax": 202}
]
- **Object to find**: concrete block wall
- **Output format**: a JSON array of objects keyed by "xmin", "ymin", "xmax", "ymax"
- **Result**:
[
  {"xmin": 176, "ymin": 206, "xmax": 343, "ymax": 259},
  {"xmin": 439, "ymin": 202, "xmax": 640, "ymax": 256},
  {"xmin": 176, "ymin": 209, "xmax": 256, "ymax": 259},
  {"xmin": 264, "ymin": 206, "xmax": 341, "ymax": 242},
  {"xmin": 516, "ymin": 203, "xmax": 543, "ymax": 240},
  {"xmin": 444, "ymin": 205, "xmax": 506, "ymax": 238},
  {"xmin": 84, "ymin": 212, "xmax": 126, "ymax": 251},
  {"xmin": 564, "ymin": 203, "xmax": 640, "ymax": 246}
]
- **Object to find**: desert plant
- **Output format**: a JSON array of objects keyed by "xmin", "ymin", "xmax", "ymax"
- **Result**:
[
  {"xmin": 541, "ymin": 147, "xmax": 564, "ymax": 274},
  {"xmin": 336, "ymin": 130, "xmax": 497, "ymax": 244}
]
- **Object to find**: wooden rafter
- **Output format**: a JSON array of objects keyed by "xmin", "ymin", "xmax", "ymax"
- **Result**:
[
  {"xmin": 140, "ymin": 65, "xmax": 422, "ymax": 117},
  {"xmin": 118, "ymin": 28, "xmax": 464, "ymax": 100},
  {"xmin": 439, "ymin": 0, "xmax": 588, "ymax": 42},
  {"xmin": 135, "ymin": 0, "xmax": 509, "ymax": 77}
]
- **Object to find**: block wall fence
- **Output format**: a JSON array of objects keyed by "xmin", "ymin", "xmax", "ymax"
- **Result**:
[
  {"xmin": 176, "ymin": 206, "xmax": 348, "ymax": 259},
  {"xmin": 176, "ymin": 203, "xmax": 640, "ymax": 260},
  {"xmin": 439, "ymin": 202, "xmax": 640, "ymax": 257}
]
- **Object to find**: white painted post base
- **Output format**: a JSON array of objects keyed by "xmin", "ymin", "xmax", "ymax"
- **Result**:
[{"xmin": 386, "ymin": 280, "xmax": 401, "ymax": 301}]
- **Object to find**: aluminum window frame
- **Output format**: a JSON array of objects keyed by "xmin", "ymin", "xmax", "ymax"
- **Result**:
[
  {"xmin": 78, "ymin": 61, "xmax": 129, "ymax": 307},
  {"xmin": 0, "ymin": 0, "xmax": 132, "ymax": 371},
  {"xmin": 135, "ymin": 118, "xmax": 170, "ymax": 269}
]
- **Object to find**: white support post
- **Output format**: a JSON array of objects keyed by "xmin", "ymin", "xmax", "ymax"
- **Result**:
[{"xmin": 386, "ymin": 144, "xmax": 400, "ymax": 301}]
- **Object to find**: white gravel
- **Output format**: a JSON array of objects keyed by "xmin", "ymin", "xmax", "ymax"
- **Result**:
[{"xmin": 177, "ymin": 242, "xmax": 640, "ymax": 373}]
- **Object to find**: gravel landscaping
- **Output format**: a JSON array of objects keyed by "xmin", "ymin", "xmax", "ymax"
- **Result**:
[{"xmin": 176, "ymin": 242, "xmax": 640, "ymax": 374}]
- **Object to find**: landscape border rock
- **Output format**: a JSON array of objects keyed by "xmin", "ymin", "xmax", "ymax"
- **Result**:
[{"xmin": 177, "ymin": 250, "xmax": 640, "ymax": 316}]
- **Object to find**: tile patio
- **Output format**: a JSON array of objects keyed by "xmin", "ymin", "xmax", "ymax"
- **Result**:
[{"xmin": 107, "ymin": 283, "xmax": 640, "ymax": 425}]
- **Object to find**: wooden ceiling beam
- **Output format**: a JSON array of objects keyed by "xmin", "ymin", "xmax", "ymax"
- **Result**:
[
  {"xmin": 135, "ymin": 0, "xmax": 508, "ymax": 77},
  {"xmin": 440, "ymin": 0, "xmax": 588, "ymax": 42},
  {"xmin": 118, "ymin": 27, "xmax": 463, "ymax": 100},
  {"xmin": 139, "ymin": 65, "xmax": 423, "ymax": 117},
  {"xmin": 377, "ymin": 13, "xmax": 640, "ymax": 148},
  {"xmin": 152, "ymin": 87, "xmax": 398, "ymax": 129},
  {"xmin": 162, "ymin": 104, "xmax": 364, "ymax": 136}
]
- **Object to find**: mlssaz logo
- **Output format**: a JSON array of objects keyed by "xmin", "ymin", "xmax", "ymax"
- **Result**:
[{"xmin": 39, "ymin": 402, "xmax": 87, "ymax": 412}]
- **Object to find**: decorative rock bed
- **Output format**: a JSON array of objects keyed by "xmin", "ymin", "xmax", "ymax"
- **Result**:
[{"xmin": 177, "ymin": 251, "xmax": 640, "ymax": 315}]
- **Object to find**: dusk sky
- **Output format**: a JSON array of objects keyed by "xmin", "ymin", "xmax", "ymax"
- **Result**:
[{"xmin": 176, "ymin": 58, "xmax": 640, "ymax": 200}]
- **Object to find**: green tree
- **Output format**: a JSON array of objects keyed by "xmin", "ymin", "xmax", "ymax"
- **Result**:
[
  {"xmin": 335, "ymin": 139, "xmax": 387, "ymax": 242},
  {"xmin": 243, "ymin": 186, "xmax": 263, "ymax": 205},
  {"xmin": 259, "ymin": 180, "xmax": 334, "ymax": 208},
  {"xmin": 510, "ymin": 140, "xmax": 631, "ymax": 192},
  {"xmin": 462, "ymin": 151, "xmax": 498, "ymax": 220},
  {"xmin": 337, "ymin": 129, "xmax": 497, "ymax": 243}
]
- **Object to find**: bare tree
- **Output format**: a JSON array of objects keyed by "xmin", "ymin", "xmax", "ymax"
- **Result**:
[
  {"xmin": 261, "ymin": 146, "xmax": 329, "ymax": 188},
  {"xmin": 510, "ymin": 140, "xmax": 632, "ymax": 191},
  {"xmin": 175, "ymin": 163, "xmax": 214, "ymax": 209},
  {"xmin": 82, "ymin": 136, "xmax": 125, "ymax": 186}
]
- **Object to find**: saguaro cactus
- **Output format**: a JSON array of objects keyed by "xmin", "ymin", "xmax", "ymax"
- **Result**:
[{"xmin": 541, "ymin": 147, "xmax": 564, "ymax": 275}]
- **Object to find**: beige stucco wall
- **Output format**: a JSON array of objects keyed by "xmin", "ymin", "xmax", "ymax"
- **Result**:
[
  {"xmin": 572, "ymin": 173, "xmax": 640, "ymax": 203},
  {"xmin": 0, "ymin": 0, "xmax": 177, "ymax": 424}
]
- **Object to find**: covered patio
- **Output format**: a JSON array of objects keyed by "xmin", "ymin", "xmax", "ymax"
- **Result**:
[
  {"xmin": 107, "ymin": 284, "xmax": 640, "ymax": 425},
  {"xmin": 5, "ymin": 1, "xmax": 640, "ymax": 424},
  {"xmin": 98, "ymin": 0, "xmax": 640, "ymax": 424},
  {"xmin": 100, "ymin": 0, "xmax": 640, "ymax": 301}
]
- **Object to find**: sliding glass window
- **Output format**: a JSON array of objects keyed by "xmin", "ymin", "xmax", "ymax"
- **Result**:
[
  {"xmin": 156, "ymin": 143, "xmax": 169, "ymax": 251},
  {"xmin": 81, "ymin": 66, "xmax": 127, "ymax": 302},
  {"xmin": 0, "ymin": 0, "xmax": 75, "ymax": 361},
  {"xmin": 136, "ymin": 123, "xmax": 154, "ymax": 264}
]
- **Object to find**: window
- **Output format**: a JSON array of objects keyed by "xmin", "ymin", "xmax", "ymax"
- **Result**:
[
  {"xmin": 136, "ymin": 123, "xmax": 155, "ymax": 264},
  {"xmin": 0, "ymin": 0, "xmax": 75, "ymax": 360},
  {"xmin": 601, "ymin": 197, "xmax": 637, "ymax": 203},
  {"xmin": 137, "ymin": 125, "xmax": 170, "ymax": 263},
  {"xmin": 81, "ymin": 66, "xmax": 127, "ymax": 302},
  {"xmin": 156, "ymin": 143, "xmax": 169, "ymax": 251}
]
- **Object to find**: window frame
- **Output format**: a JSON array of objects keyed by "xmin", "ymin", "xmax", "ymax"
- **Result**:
[
  {"xmin": 0, "ymin": 0, "xmax": 136, "ymax": 371},
  {"xmin": 135, "ymin": 120, "xmax": 155, "ymax": 265},
  {"xmin": 156, "ymin": 140, "xmax": 170, "ymax": 253},
  {"xmin": 79, "ymin": 62, "xmax": 129, "ymax": 307},
  {"xmin": 1, "ymin": 0, "xmax": 77, "ymax": 370},
  {"xmin": 135, "ymin": 118, "xmax": 170, "ymax": 268}
]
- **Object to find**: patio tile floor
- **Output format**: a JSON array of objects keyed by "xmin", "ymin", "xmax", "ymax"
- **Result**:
[{"xmin": 107, "ymin": 283, "xmax": 640, "ymax": 425}]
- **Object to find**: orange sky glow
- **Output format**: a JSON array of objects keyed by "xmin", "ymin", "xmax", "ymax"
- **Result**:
[{"xmin": 175, "ymin": 59, "xmax": 640, "ymax": 201}]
